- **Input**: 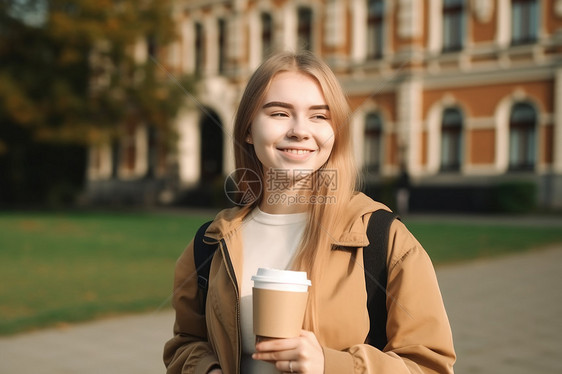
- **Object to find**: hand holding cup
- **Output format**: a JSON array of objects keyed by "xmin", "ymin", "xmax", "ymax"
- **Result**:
[{"xmin": 251, "ymin": 268, "xmax": 311, "ymax": 340}]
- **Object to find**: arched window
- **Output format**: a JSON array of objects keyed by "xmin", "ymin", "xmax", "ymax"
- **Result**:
[
  {"xmin": 297, "ymin": 7, "xmax": 313, "ymax": 50},
  {"xmin": 364, "ymin": 112, "xmax": 383, "ymax": 172},
  {"xmin": 261, "ymin": 12, "xmax": 273, "ymax": 59},
  {"xmin": 440, "ymin": 108, "xmax": 463, "ymax": 171},
  {"xmin": 442, "ymin": 0, "xmax": 465, "ymax": 52},
  {"xmin": 367, "ymin": 0, "xmax": 384, "ymax": 59},
  {"xmin": 509, "ymin": 102, "xmax": 536, "ymax": 170},
  {"xmin": 511, "ymin": 0, "xmax": 538, "ymax": 45}
]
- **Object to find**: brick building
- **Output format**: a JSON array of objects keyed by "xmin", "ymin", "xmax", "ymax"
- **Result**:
[{"xmin": 86, "ymin": 0, "xmax": 562, "ymax": 211}]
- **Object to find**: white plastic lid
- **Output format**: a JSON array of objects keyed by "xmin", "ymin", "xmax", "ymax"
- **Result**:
[{"xmin": 251, "ymin": 268, "xmax": 311, "ymax": 291}]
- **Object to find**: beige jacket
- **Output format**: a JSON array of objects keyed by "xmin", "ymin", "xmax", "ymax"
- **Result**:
[{"xmin": 163, "ymin": 193, "xmax": 456, "ymax": 374}]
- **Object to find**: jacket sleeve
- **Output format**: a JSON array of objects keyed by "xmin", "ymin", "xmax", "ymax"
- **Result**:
[
  {"xmin": 163, "ymin": 238, "xmax": 220, "ymax": 374},
  {"xmin": 323, "ymin": 220, "xmax": 456, "ymax": 374}
]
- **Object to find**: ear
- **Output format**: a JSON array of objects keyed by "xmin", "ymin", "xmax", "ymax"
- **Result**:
[{"xmin": 246, "ymin": 132, "xmax": 253, "ymax": 144}]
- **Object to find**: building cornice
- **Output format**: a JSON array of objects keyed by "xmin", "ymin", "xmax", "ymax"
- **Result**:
[
  {"xmin": 342, "ymin": 61, "xmax": 559, "ymax": 95},
  {"xmin": 180, "ymin": 0, "xmax": 231, "ymax": 11}
]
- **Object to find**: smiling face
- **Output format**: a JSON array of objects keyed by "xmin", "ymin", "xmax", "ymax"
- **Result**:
[{"xmin": 247, "ymin": 71, "xmax": 335, "ymax": 182}]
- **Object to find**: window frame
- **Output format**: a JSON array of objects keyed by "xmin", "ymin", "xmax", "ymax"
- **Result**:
[
  {"xmin": 364, "ymin": 112, "xmax": 384, "ymax": 173},
  {"xmin": 440, "ymin": 107, "xmax": 463, "ymax": 172},
  {"xmin": 508, "ymin": 102, "xmax": 537, "ymax": 171},
  {"xmin": 297, "ymin": 6, "xmax": 313, "ymax": 51},
  {"xmin": 442, "ymin": 0, "xmax": 465, "ymax": 52},
  {"xmin": 194, "ymin": 22, "xmax": 204, "ymax": 76},
  {"xmin": 367, "ymin": 0, "xmax": 385, "ymax": 60},
  {"xmin": 217, "ymin": 18, "xmax": 227, "ymax": 74},
  {"xmin": 261, "ymin": 12, "xmax": 273, "ymax": 59},
  {"xmin": 511, "ymin": 0, "xmax": 538, "ymax": 45}
]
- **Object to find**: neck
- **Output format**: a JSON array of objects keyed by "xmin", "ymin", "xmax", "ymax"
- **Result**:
[
  {"xmin": 259, "ymin": 170, "xmax": 316, "ymax": 214},
  {"xmin": 260, "ymin": 189, "xmax": 311, "ymax": 214}
]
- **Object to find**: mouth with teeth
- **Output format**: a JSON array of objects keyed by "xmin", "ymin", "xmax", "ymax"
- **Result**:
[{"xmin": 280, "ymin": 148, "xmax": 314, "ymax": 155}]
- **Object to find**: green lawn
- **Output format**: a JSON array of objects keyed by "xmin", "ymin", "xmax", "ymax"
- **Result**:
[
  {"xmin": 1, "ymin": 211, "xmax": 561, "ymax": 335},
  {"xmin": 406, "ymin": 219, "xmax": 562, "ymax": 263},
  {"xmin": 0, "ymin": 211, "xmax": 213, "ymax": 335}
]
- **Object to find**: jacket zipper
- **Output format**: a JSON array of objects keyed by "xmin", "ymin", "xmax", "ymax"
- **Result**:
[{"xmin": 219, "ymin": 238, "xmax": 242, "ymax": 374}]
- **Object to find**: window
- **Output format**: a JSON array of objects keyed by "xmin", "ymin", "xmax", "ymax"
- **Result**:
[
  {"xmin": 261, "ymin": 12, "xmax": 273, "ymax": 59},
  {"xmin": 147, "ymin": 127, "xmax": 167, "ymax": 178},
  {"xmin": 511, "ymin": 0, "xmax": 538, "ymax": 45},
  {"xmin": 367, "ymin": 0, "xmax": 384, "ymax": 59},
  {"xmin": 509, "ymin": 103, "xmax": 536, "ymax": 170},
  {"xmin": 120, "ymin": 123, "xmax": 137, "ymax": 174},
  {"xmin": 218, "ymin": 19, "xmax": 226, "ymax": 74},
  {"xmin": 147, "ymin": 34, "xmax": 158, "ymax": 57},
  {"xmin": 194, "ymin": 22, "xmax": 204, "ymax": 75},
  {"xmin": 297, "ymin": 7, "xmax": 313, "ymax": 50},
  {"xmin": 440, "ymin": 108, "xmax": 463, "ymax": 171},
  {"xmin": 442, "ymin": 0, "xmax": 465, "ymax": 52},
  {"xmin": 364, "ymin": 112, "xmax": 383, "ymax": 172}
]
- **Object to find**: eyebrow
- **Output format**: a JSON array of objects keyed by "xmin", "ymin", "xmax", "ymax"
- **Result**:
[{"xmin": 262, "ymin": 101, "xmax": 330, "ymax": 111}]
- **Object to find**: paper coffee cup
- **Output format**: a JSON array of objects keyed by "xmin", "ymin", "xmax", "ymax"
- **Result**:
[{"xmin": 251, "ymin": 268, "xmax": 311, "ymax": 339}]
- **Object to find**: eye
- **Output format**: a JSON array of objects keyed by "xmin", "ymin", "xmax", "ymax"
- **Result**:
[
  {"xmin": 271, "ymin": 112, "xmax": 289, "ymax": 118},
  {"xmin": 311, "ymin": 114, "xmax": 329, "ymax": 120}
]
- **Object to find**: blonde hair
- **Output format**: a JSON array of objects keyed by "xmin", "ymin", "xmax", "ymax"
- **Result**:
[{"xmin": 233, "ymin": 51, "xmax": 358, "ymax": 329}]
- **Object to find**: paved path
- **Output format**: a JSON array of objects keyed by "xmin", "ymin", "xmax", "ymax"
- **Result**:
[
  {"xmin": 438, "ymin": 245, "xmax": 562, "ymax": 374},
  {"xmin": 1, "ymin": 245, "xmax": 561, "ymax": 374},
  {"xmin": 0, "ymin": 310, "xmax": 174, "ymax": 374}
]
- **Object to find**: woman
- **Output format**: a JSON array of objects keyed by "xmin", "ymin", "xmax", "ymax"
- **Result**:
[{"xmin": 163, "ymin": 51, "xmax": 456, "ymax": 374}]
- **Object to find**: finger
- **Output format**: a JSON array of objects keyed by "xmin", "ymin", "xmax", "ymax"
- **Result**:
[
  {"xmin": 252, "ymin": 349, "xmax": 296, "ymax": 362},
  {"xmin": 299, "ymin": 329, "xmax": 319, "ymax": 342},
  {"xmin": 276, "ymin": 359, "xmax": 297, "ymax": 374},
  {"xmin": 255, "ymin": 337, "xmax": 299, "ymax": 352}
]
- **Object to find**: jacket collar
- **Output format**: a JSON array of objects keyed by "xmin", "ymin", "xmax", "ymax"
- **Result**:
[
  {"xmin": 203, "ymin": 192, "xmax": 389, "ymax": 248},
  {"xmin": 329, "ymin": 192, "xmax": 386, "ymax": 248}
]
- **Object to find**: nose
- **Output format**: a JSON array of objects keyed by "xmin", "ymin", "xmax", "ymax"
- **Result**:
[{"xmin": 287, "ymin": 116, "xmax": 310, "ymax": 140}]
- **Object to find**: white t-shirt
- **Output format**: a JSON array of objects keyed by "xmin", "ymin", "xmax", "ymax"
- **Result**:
[{"xmin": 240, "ymin": 207, "xmax": 307, "ymax": 374}]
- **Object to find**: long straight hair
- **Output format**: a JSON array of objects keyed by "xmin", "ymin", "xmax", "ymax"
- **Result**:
[{"xmin": 233, "ymin": 51, "xmax": 358, "ymax": 329}]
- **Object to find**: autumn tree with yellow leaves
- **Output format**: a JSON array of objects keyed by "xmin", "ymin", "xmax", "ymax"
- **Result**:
[{"xmin": 0, "ymin": 0, "xmax": 192, "ymax": 205}]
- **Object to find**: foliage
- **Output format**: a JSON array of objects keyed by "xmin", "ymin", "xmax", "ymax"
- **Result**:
[
  {"xmin": 493, "ymin": 181, "xmax": 537, "ymax": 213},
  {"xmin": 0, "ymin": 0, "xmax": 193, "ymax": 205}
]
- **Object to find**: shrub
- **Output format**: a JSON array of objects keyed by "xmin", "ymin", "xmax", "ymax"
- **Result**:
[{"xmin": 494, "ymin": 181, "xmax": 537, "ymax": 213}]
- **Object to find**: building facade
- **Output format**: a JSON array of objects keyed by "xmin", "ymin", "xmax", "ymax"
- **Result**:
[{"xmin": 86, "ymin": 0, "xmax": 562, "ymax": 210}]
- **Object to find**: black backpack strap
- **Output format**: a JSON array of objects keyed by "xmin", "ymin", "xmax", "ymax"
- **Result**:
[
  {"xmin": 193, "ymin": 220, "xmax": 218, "ymax": 311},
  {"xmin": 364, "ymin": 209, "xmax": 399, "ymax": 350}
]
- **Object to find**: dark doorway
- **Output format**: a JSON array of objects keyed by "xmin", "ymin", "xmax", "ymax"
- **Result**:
[{"xmin": 200, "ymin": 108, "xmax": 224, "ymax": 183}]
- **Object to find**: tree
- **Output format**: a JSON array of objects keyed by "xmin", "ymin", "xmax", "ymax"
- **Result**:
[{"xmin": 0, "ymin": 0, "xmax": 192, "ymax": 206}]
